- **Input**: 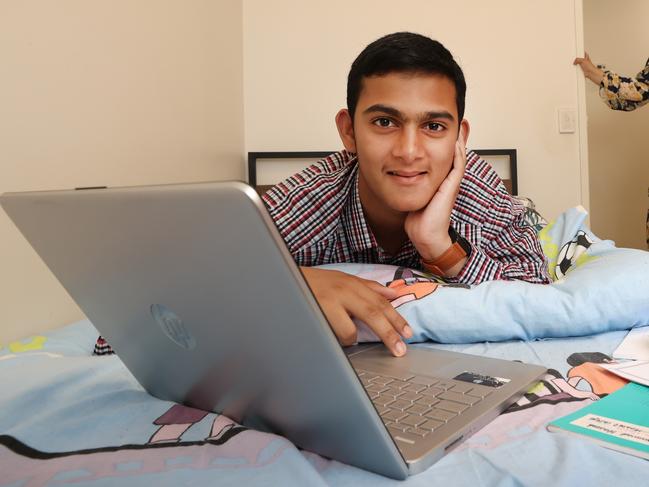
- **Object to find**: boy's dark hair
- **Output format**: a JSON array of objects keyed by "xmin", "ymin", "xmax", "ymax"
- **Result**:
[{"xmin": 347, "ymin": 32, "xmax": 466, "ymax": 122}]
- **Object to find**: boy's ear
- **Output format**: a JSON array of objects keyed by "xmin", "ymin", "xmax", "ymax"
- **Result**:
[
  {"xmin": 335, "ymin": 109, "xmax": 357, "ymax": 153},
  {"xmin": 459, "ymin": 119, "xmax": 470, "ymax": 145}
]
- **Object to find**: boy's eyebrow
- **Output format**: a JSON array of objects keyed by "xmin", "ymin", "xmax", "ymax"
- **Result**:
[{"xmin": 362, "ymin": 104, "xmax": 455, "ymax": 122}]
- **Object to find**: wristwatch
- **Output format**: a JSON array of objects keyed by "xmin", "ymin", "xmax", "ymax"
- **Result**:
[{"xmin": 421, "ymin": 226, "xmax": 472, "ymax": 276}]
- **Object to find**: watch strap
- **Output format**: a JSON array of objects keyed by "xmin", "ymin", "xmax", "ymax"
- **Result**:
[{"xmin": 421, "ymin": 241, "xmax": 468, "ymax": 275}]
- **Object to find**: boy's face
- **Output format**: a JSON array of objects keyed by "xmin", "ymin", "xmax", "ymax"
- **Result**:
[{"xmin": 337, "ymin": 72, "xmax": 468, "ymax": 216}]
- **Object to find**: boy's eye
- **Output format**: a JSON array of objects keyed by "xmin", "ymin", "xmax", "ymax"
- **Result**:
[
  {"xmin": 426, "ymin": 122, "xmax": 444, "ymax": 131},
  {"xmin": 373, "ymin": 117, "xmax": 394, "ymax": 128}
]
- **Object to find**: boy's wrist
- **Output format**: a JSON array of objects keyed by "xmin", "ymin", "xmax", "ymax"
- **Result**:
[
  {"xmin": 417, "ymin": 236, "xmax": 453, "ymax": 262},
  {"xmin": 419, "ymin": 226, "xmax": 472, "ymax": 277}
]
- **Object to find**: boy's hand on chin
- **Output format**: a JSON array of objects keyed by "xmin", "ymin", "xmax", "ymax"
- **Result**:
[{"xmin": 404, "ymin": 136, "xmax": 467, "ymax": 262}]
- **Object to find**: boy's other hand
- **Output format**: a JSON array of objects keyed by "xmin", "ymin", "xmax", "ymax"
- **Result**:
[{"xmin": 300, "ymin": 267, "xmax": 412, "ymax": 356}]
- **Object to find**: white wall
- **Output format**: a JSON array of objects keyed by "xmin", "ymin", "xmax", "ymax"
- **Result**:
[
  {"xmin": 243, "ymin": 0, "xmax": 587, "ymax": 220},
  {"xmin": 584, "ymin": 0, "xmax": 649, "ymax": 249},
  {"xmin": 0, "ymin": 1, "xmax": 244, "ymax": 343}
]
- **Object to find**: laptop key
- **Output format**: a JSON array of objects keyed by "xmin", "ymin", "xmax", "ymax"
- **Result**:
[
  {"xmin": 406, "ymin": 403, "xmax": 430, "ymax": 416},
  {"xmin": 425, "ymin": 408, "xmax": 457, "ymax": 422},
  {"xmin": 366, "ymin": 369, "xmax": 415, "ymax": 382},
  {"xmin": 435, "ymin": 400, "xmax": 469, "ymax": 414},
  {"xmin": 410, "ymin": 375, "xmax": 439, "ymax": 386},
  {"xmin": 421, "ymin": 386, "xmax": 444, "ymax": 397},
  {"xmin": 359, "ymin": 371, "xmax": 379, "ymax": 381},
  {"xmin": 406, "ymin": 427, "xmax": 430, "ymax": 437},
  {"xmin": 415, "ymin": 396, "xmax": 439, "ymax": 407},
  {"xmin": 449, "ymin": 382, "xmax": 474, "ymax": 394},
  {"xmin": 439, "ymin": 391, "xmax": 480, "ymax": 405},
  {"xmin": 383, "ymin": 409, "xmax": 408, "ymax": 422},
  {"xmin": 366, "ymin": 384, "xmax": 389, "ymax": 393},
  {"xmin": 388, "ymin": 423, "xmax": 409, "ymax": 433},
  {"xmin": 400, "ymin": 414, "xmax": 427, "ymax": 427},
  {"xmin": 403, "ymin": 383, "xmax": 427, "ymax": 393},
  {"xmin": 383, "ymin": 387, "xmax": 405, "ymax": 398},
  {"xmin": 399, "ymin": 391, "xmax": 420, "ymax": 402},
  {"xmin": 420, "ymin": 419, "xmax": 445, "ymax": 431},
  {"xmin": 389, "ymin": 379, "xmax": 410, "ymax": 389},
  {"xmin": 465, "ymin": 384, "xmax": 494, "ymax": 398},
  {"xmin": 372, "ymin": 396, "xmax": 395, "ymax": 407},
  {"xmin": 372, "ymin": 376, "xmax": 393, "ymax": 386},
  {"xmin": 435, "ymin": 380, "xmax": 456, "ymax": 390},
  {"xmin": 388, "ymin": 399, "xmax": 412, "ymax": 411}
]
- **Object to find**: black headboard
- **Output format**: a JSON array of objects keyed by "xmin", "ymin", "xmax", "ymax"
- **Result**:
[{"xmin": 248, "ymin": 149, "xmax": 517, "ymax": 196}]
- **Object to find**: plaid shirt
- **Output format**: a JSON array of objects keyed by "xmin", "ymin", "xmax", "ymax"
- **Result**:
[{"xmin": 262, "ymin": 150, "xmax": 550, "ymax": 285}]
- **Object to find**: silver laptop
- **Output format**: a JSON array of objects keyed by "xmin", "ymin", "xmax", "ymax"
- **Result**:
[{"xmin": 0, "ymin": 181, "xmax": 545, "ymax": 479}]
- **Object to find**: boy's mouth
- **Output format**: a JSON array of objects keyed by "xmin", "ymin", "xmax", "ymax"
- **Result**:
[
  {"xmin": 387, "ymin": 170, "xmax": 428, "ymax": 183},
  {"xmin": 387, "ymin": 170, "xmax": 427, "ymax": 176}
]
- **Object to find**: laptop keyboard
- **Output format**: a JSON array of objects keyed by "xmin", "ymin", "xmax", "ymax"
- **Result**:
[{"xmin": 357, "ymin": 369, "xmax": 492, "ymax": 443}]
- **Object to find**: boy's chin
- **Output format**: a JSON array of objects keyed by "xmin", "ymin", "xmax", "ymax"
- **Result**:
[{"xmin": 389, "ymin": 197, "xmax": 432, "ymax": 213}]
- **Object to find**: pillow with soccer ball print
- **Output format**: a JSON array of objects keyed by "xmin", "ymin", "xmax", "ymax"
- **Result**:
[{"xmin": 318, "ymin": 207, "xmax": 649, "ymax": 344}]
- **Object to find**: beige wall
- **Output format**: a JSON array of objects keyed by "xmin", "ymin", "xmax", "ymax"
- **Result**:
[
  {"xmin": 1, "ymin": 0, "xmax": 592, "ymax": 343},
  {"xmin": 243, "ymin": 0, "xmax": 588, "ymax": 221},
  {"xmin": 0, "ymin": 1, "xmax": 244, "ymax": 343},
  {"xmin": 584, "ymin": 0, "xmax": 649, "ymax": 249}
]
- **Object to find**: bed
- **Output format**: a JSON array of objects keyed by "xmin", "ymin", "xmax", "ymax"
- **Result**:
[
  {"xmin": 2, "ymin": 324, "xmax": 647, "ymax": 485},
  {"xmin": 3, "ymin": 153, "xmax": 649, "ymax": 486}
]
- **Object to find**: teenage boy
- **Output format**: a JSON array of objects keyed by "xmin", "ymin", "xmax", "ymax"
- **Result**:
[{"xmin": 263, "ymin": 32, "xmax": 550, "ymax": 357}]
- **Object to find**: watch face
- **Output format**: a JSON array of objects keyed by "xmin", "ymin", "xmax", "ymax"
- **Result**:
[
  {"xmin": 457, "ymin": 234, "xmax": 472, "ymax": 257},
  {"xmin": 448, "ymin": 225, "xmax": 459, "ymax": 242},
  {"xmin": 449, "ymin": 225, "xmax": 472, "ymax": 257}
]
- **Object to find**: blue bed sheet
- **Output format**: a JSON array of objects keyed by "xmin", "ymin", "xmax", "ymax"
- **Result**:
[{"xmin": 1, "ymin": 320, "xmax": 646, "ymax": 486}]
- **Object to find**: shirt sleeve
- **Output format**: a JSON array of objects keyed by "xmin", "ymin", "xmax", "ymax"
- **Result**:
[
  {"xmin": 597, "ymin": 59, "xmax": 649, "ymax": 112},
  {"xmin": 446, "ymin": 157, "xmax": 551, "ymax": 286}
]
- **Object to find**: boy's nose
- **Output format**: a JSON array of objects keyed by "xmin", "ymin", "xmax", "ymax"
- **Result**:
[{"xmin": 393, "ymin": 127, "xmax": 423, "ymax": 163}]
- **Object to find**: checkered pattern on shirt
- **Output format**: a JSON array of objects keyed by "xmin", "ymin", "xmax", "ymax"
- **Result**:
[{"xmin": 262, "ymin": 150, "xmax": 550, "ymax": 285}]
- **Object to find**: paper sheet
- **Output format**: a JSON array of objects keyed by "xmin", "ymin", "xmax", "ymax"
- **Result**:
[
  {"xmin": 613, "ymin": 326, "xmax": 649, "ymax": 361},
  {"xmin": 600, "ymin": 361, "xmax": 649, "ymax": 387}
]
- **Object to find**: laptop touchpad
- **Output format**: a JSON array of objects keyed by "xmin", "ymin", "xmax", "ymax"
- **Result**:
[{"xmin": 349, "ymin": 345, "xmax": 460, "ymax": 377}]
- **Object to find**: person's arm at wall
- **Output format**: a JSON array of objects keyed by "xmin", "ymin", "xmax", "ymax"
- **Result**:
[
  {"xmin": 598, "ymin": 58, "xmax": 649, "ymax": 112},
  {"xmin": 575, "ymin": 53, "xmax": 649, "ymax": 112},
  {"xmin": 574, "ymin": 52, "xmax": 604, "ymax": 84}
]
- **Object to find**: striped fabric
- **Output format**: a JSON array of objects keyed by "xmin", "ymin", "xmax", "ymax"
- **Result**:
[
  {"xmin": 93, "ymin": 336, "xmax": 115, "ymax": 356},
  {"xmin": 263, "ymin": 150, "xmax": 550, "ymax": 285}
]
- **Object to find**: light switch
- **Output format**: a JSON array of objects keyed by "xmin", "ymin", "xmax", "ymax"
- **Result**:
[{"xmin": 558, "ymin": 108, "xmax": 576, "ymax": 134}]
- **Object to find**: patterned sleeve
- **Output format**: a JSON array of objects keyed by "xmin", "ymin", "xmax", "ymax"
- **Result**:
[
  {"xmin": 597, "ymin": 58, "xmax": 649, "ymax": 112},
  {"xmin": 446, "ymin": 155, "xmax": 551, "ymax": 285}
]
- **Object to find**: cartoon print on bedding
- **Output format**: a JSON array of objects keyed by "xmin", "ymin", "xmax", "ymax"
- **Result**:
[
  {"xmin": 385, "ymin": 267, "xmax": 468, "ymax": 308},
  {"xmin": 454, "ymin": 351, "xmax": 627, "ymax": 452},
  {"xmin": 386, "ymin": 267, "xmax": 441, "ymax": 308},
  {"xmin": 0, "ymin": 404, "xmax": 292, "ymax": 485},
  {"xmin": 149, "ymin": 404, "xmax": 236, "ymax": 444}
]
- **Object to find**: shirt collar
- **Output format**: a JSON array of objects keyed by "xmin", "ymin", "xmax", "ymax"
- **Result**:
[{"xmin": 340, "ymin": 154, "xmax": 420, "ymax": 264}]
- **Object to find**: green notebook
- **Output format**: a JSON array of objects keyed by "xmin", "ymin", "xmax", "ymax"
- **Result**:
[{"xmin": 547, "ymin": 382, "xmax": 649, "ymax": 459}]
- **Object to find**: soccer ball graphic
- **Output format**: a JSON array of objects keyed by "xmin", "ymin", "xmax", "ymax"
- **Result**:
[{"xmin": 555, "ymin": 231, "xmax": 593, "ymax": 279}]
